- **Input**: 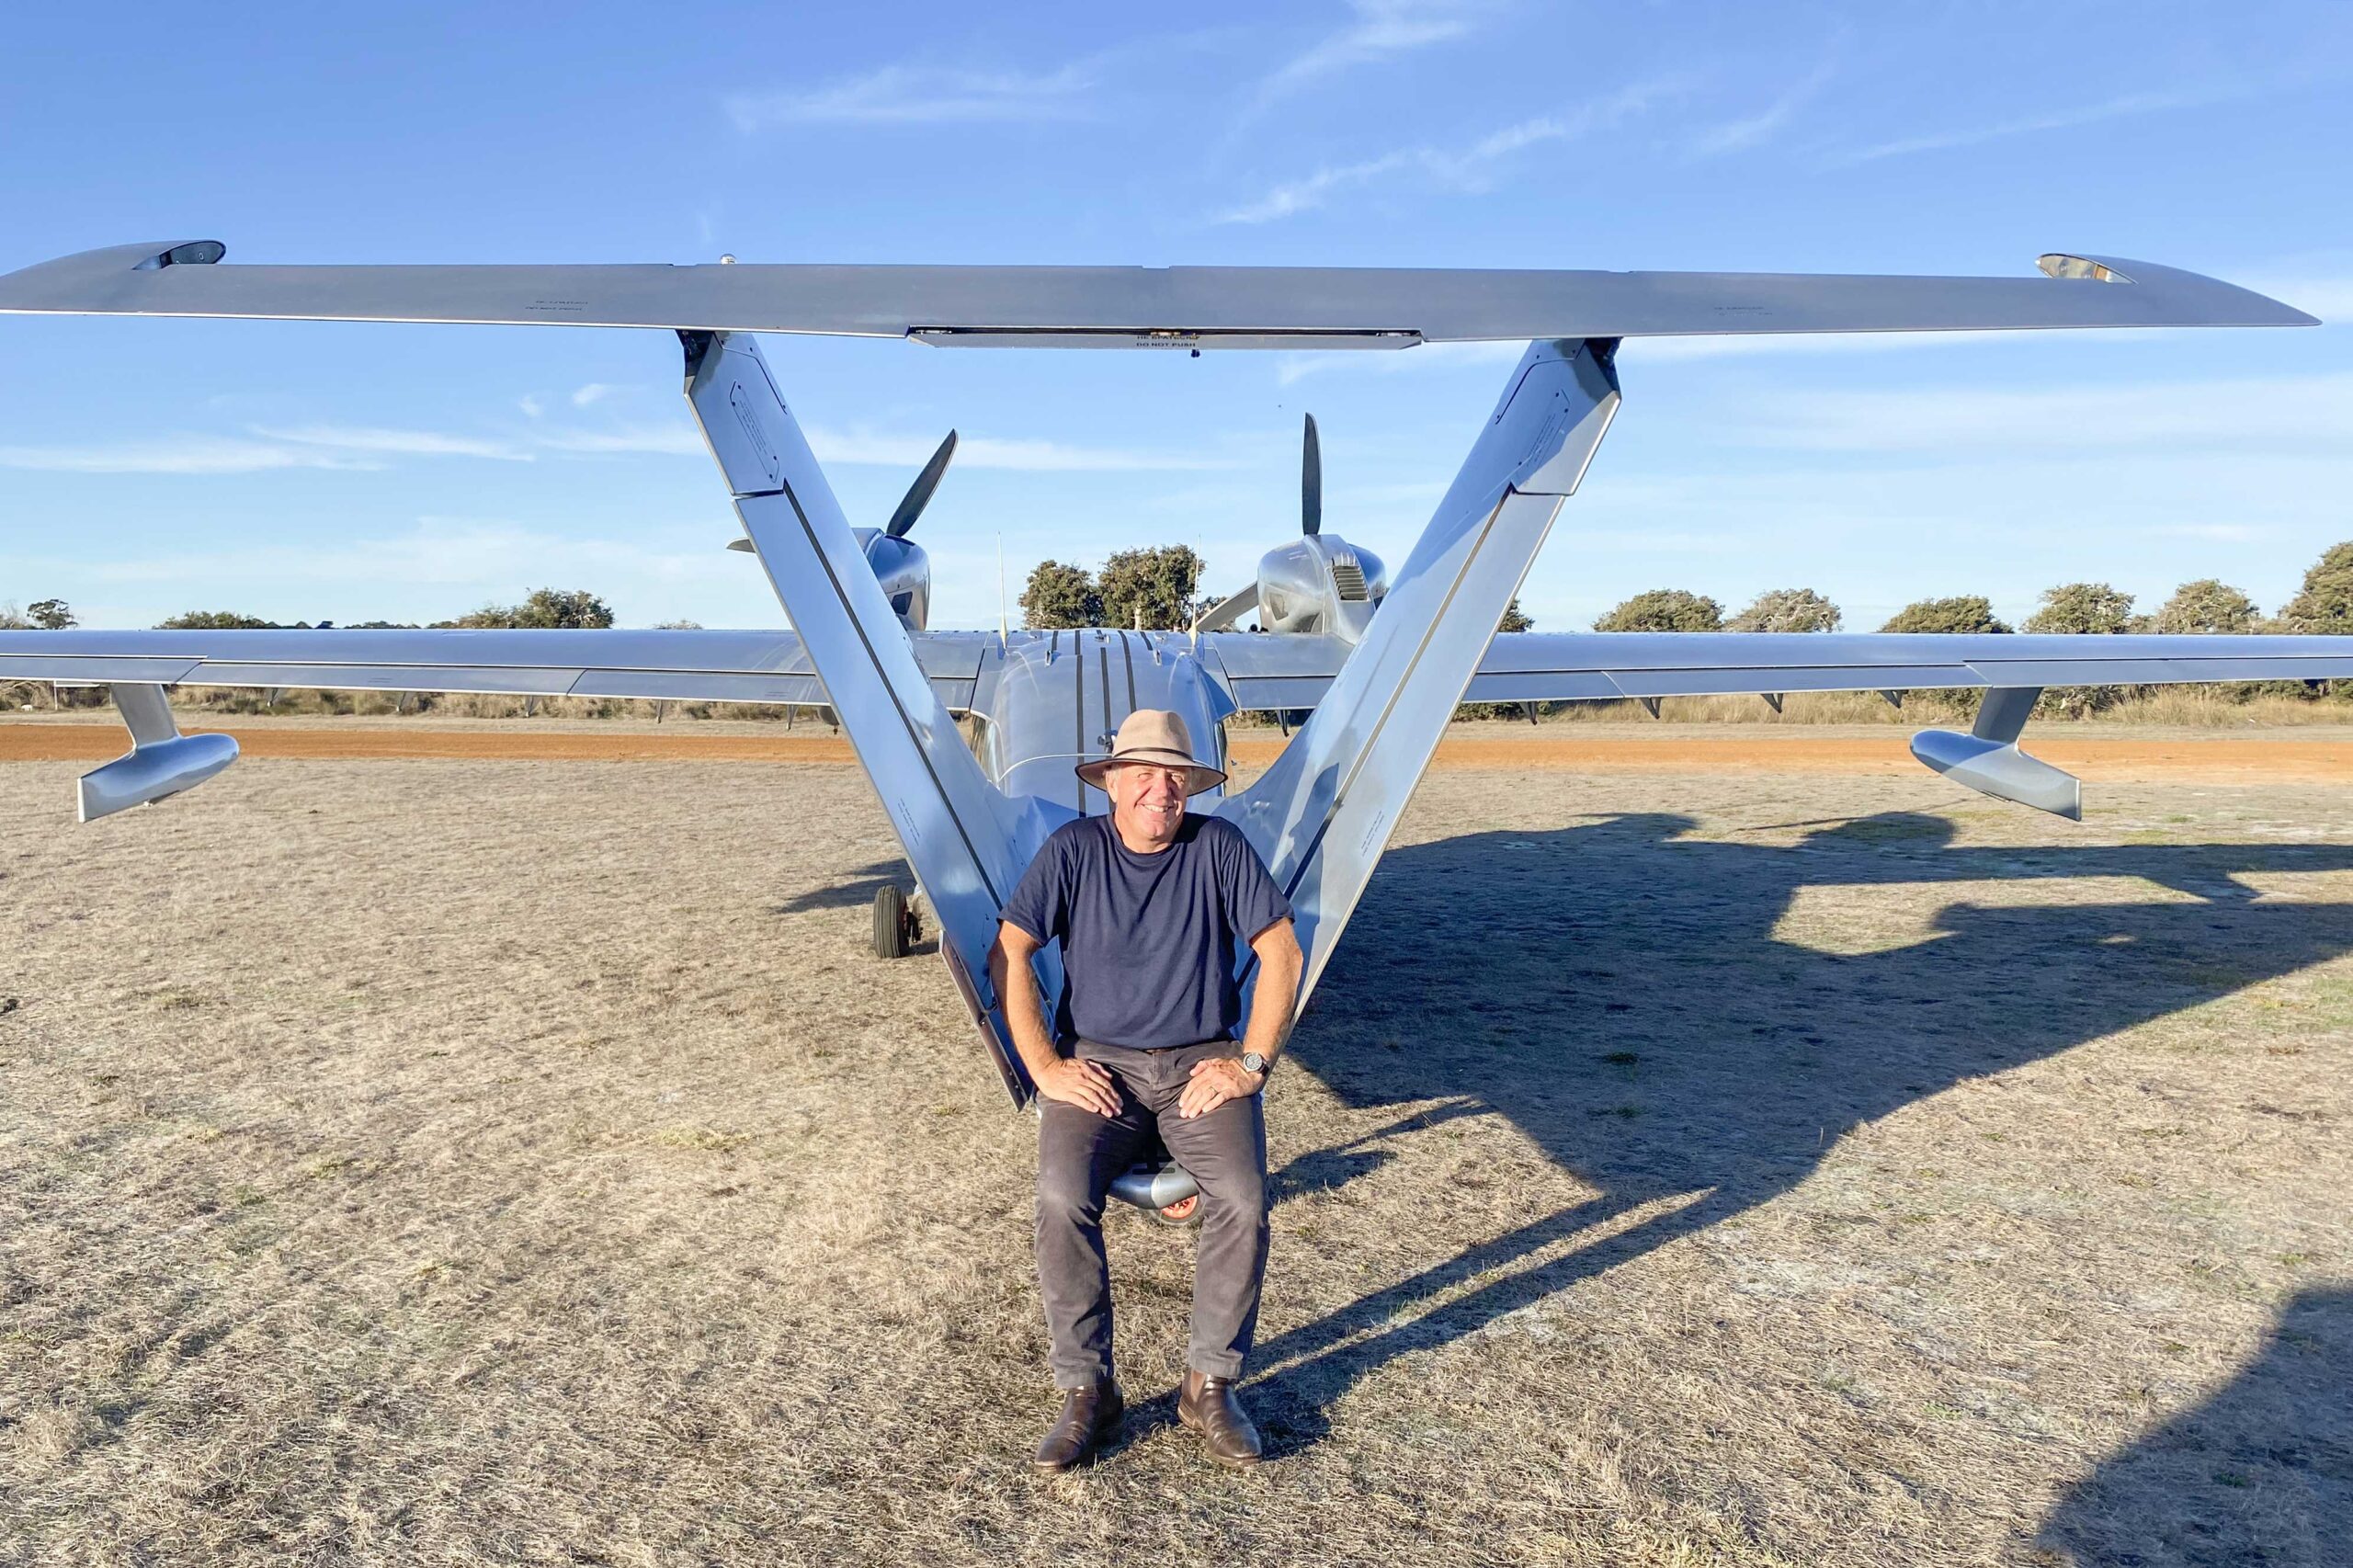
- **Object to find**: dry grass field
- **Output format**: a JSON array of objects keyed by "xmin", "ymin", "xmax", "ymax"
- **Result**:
[{"xmin": 4, "ymin": 726, "xmax": 2351, "ymax": 1565}]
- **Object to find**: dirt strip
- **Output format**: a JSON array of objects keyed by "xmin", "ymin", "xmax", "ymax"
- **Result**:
[{"xmin": 5, "ymin": 721, "xmax": 2348, "ymax": 782}]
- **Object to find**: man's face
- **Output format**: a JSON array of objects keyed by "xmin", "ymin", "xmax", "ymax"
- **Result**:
[{"xmin": 1108, "ymin": 761, "xmax": 1189, "ymax": 846}]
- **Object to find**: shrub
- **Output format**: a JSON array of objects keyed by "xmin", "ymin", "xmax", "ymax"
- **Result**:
[
  {"xmin": 1727, "ymin": 588, "xmax": 1841, "ymax": 633},
  {"xmin": 1594, "ymin": 589, "xmax": 1722, "ymax": 632},
  {"xmin": 1878, "ymin": 597, "xmax": 2011, "ymax": 635}
]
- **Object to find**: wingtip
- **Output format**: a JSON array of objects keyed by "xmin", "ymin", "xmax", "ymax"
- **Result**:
[{"xmin": 2052, "ymin": 252, "xmax": 2324, "ymax": 328}]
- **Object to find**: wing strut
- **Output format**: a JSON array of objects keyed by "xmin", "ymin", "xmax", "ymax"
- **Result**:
[
  {"xmin": 1219, "ymin": 338, "xmax": 1620, "ymax": 1002},
  {"xmin": 676, "ymin": 330, "xmax": 1035, "ymax": 1104}
]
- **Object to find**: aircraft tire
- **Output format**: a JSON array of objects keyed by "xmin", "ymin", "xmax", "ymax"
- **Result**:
[{"xmin": 872, "ymin": 884, "xmax": 912, "ymax": 960}]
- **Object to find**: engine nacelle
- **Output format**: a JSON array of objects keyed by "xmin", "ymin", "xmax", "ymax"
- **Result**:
[{"xmin": 1256, "ymin": 532, "xmax": 1387, "ymax": 642}]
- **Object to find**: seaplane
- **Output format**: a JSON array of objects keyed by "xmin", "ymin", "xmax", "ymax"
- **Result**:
[{"xmin": 3, "ymin": 240, "xmax": 2344, "ymax": 1223}]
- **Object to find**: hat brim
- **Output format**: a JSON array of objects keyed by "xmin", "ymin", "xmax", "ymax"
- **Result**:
[{"xmin": 1075, "ymin": 749, "xmax": 1228, "ymax": 797}]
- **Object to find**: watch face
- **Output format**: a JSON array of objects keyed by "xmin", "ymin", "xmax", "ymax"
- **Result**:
[{"xmin": 1241, "ymin": 1051, "xmax": 1266, "ymax": 1074}]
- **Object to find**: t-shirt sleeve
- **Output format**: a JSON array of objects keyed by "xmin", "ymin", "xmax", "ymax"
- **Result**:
[
  {"xmin": 1217, "ymin": 823, "xmax": 1293, "ymax": 943},
  {"xmin": 999, "ymin": 829, "xmax": 1073, "ymax": 945}
]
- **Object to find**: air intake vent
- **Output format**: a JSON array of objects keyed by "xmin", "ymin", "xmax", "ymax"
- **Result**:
[{"xmin": 1331, "ymin": 559, "xmax": 1369, "ymax": 601}]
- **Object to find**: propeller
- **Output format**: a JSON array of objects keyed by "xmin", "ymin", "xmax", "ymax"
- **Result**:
[
  {"xmin": 885, "ymin": 429, "xmax": 958, "ymax": 539},
  {"xmin": 1301, "ymin": 413, "xmax": 1321, "ymax": 537}
]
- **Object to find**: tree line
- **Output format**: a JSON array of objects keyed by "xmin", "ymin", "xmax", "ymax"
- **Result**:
[
  {"xmin": 1012, "ymin": 540, "xmax": 2353, "ymax": 640},
  {"xmin": 12, "ymin": 541, "xmax": 2348, "ymax": 640},
  {"xmin": 0, "ymin": 587, "xmax": 626, "ymax": 632},
  {"xmin": 1588, "ymin": 544, "xmax": 2353, "ymax": 638}
]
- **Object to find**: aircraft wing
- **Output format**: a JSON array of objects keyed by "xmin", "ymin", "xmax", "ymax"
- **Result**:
[
  {"xmin": 0, "ymin": 627, "xmax": 996, "ymax": 711},
  {"xmin": 0, "ymin": 243, "xmax": 2315, "ymax": 347},
  {"xmin": 1207, "ymin": 631, "xmax": 2353, "ymax": 710}
]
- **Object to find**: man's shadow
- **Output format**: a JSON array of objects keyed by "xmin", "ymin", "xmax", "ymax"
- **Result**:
[
  {"xmin": 1244, "ymin": 811, "xmax": 2353, "ymax": 1451},
  {"xmin": 2039, "ymin": 1285, "xmax": 2353, "ymax": 1566}
]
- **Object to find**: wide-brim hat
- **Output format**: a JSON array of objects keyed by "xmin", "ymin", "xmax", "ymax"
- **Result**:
[{"xmin": 1075, "ymin": 709, "xmax": 1228, "ymax": 797}]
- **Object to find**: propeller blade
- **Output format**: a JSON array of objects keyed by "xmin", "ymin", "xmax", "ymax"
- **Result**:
[
  {"xmin": 1302, "ymin": 413, "xmax": 1322, "ymax": 537},
  {"xmin": 885, "ymin": 428, "xmax": 958, "ymax": 538},
  {"xmin": 1193, "ymin": 583, "xmax": 1259, "ymax": 634}
]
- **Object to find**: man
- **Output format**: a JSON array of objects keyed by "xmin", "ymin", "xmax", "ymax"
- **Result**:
[{"xmin": 990, "ymin": 709, "xmax": 1304, "ymax": 1471}]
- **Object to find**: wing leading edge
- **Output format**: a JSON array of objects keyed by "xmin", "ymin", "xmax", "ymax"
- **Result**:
[
  {"xmin": 0, "ymin": 627, "xmax": 995, "ymax": 710},
  {"xmin": 1206, "ymin": 631, "xmax": 2353, "ymax": 710},
  {"xmin": 0, "ymin": 243, "xmax": 2317, "ymax": 345}
]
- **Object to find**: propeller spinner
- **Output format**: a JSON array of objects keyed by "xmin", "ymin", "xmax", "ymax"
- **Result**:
[{"xmin": 1192, "ymin": 413, "xmax": 1388, "ymax": 642}]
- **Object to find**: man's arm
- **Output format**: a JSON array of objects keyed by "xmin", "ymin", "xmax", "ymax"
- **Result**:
[
  {"xmin": 1179, "ymin": 917, "xmax": 1302, "ymax": 1119},
  {"xmin": 989, "ymin": 921, "xmax": 1120, "ymax": 1118},
  {"xmin": 1238, "ymin": 917, "xmax": 1303, "ymax": 1070}
]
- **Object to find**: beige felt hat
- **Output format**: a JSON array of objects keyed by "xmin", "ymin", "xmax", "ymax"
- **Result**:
[{"xmin": 1075, "ymin": 709, "xmax": 1228, "ymax": 797}]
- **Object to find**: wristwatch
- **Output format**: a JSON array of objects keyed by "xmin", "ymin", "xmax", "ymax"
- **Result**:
[{"xmin": 1238, "ymin": 1050, "xmax": 1268, "ymax": 1077}]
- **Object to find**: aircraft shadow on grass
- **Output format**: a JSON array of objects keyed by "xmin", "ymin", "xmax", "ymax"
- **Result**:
[
  {"xmin": 773, "ymin": 860, "xmax": 908, "ymax": 915},
  {"xmin": 1238, "ymin": 812, "xmax": 2353, "ymax": 1475},
  {"xmin": 2037, "ymin": 1283, "xmax": 2353, "ymax": 1566}
]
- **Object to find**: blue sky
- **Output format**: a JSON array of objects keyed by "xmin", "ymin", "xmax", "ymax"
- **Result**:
[{"xmin": 2, "ymin": 0, "xmax": 2349, "ymax": 633}]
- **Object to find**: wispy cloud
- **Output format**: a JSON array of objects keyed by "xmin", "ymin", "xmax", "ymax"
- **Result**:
[
  {"xmin": 0, "ymin": 415, "xmax": 1222, "ymax": 478},
  {"xmin": 725, "ymin": 61, "xmax": 1096, "ymax": 130},
  {"xmin": 1619, "ymin": 327, "xmax": 2168, "ymax": 364},
  {"xmin": 1216, "ymin": 85, "xmax": 1675, "ymax": 225},
  {"xmin": 2154, "ymin": 522, "xmax": 2265, "ymax": 542},
  {"xmin": 253, "ymin": 424, "xmax": 537, "ymax": 461},
  {"xmin": 49, "ymin": 517, "xmax": 718, "ymax": 594},
  {"xmin": 571, "ymin": 383, "xmax": 620, "ymax": 407},
  {"xmin": 0, "ymin": 436, "xmax": 387, "ymax": 475},
  {"xmin": 806, "ymin": 426, "xmax": 1234, "ymax": 472},
  {"xmin": 1257, "ymin": 0, "xmax": 1489, "ymax": 101},
  {"xmin": 529, "ymin": 423, "xmax": 705, "ymax": 457},
  {"xmin": 2242, "ymin": 270, "xmax": 2352, "ymax": 324},
  {"xmin": 1830, "ymin": 87, "xmax": 2220, "ymax": 166},
  {"xmin": 517, "ymin": 394, "xmax": 545, "ymax": 419},
  {"xmin": 1689, "ymin": 58, "xmax": 1836, "ymax": 157},
  {"xmin": 1747, "ymin": 371, "xmax": 2353, "ymax": 453}
]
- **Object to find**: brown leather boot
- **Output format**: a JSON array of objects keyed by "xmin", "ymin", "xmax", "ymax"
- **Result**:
[
  {"xmin": 1031, "ymin": 1377, "xmax": 1124, "ymax": 1471},
  {"xmin": 1176, "ymin": 1369, "xmax": 1264, "ymax": 1467}
]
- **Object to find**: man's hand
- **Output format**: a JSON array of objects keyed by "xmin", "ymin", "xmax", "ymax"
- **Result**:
[
  {"xmin": 1178, "ymin": 1056, "xmax": 1265, "ymax": 1119},
  {"xmin": 1037, "ymin": 1056, "xmax": 1123, "ymax": 1119}
]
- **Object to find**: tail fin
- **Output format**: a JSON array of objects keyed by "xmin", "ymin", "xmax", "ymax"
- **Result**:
[
  {"xmin": 1218, "ymin": 339, "xmax": 1620, "ymax": 1004},
  {"xmin": 680, "ymin": 330, "xmax": 1033, "ymax": 1102}
]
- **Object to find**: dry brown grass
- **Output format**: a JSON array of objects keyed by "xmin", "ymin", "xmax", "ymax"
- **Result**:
[{"xmin": 2, "ymin": 751, "xmax": 2349, "ymax": 1565}]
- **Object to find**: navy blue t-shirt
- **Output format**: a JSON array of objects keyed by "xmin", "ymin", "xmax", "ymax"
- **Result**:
[{"xmin": 1001, "ymin": 812, "xmax": 1292, "ymax": 1051}]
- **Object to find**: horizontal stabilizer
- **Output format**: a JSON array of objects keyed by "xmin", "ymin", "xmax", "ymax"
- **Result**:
[{"xmin": 0, "ymin": 244, "xmax": 2317, "ymax": 345}]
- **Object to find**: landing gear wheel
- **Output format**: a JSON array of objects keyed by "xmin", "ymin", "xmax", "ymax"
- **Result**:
[
  {"xmin": 872, "ymin": 884, "xmax": 918, "ymax": 960},
  {"xmin": 1145, "ymin": 1193, "xmax": 1202, "ymax": 1230}
]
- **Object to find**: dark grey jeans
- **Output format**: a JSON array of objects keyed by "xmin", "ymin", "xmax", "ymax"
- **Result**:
[{"xmin": 1035, "ymin": 1038, "xmax": 1269, "ymax": 1389}]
